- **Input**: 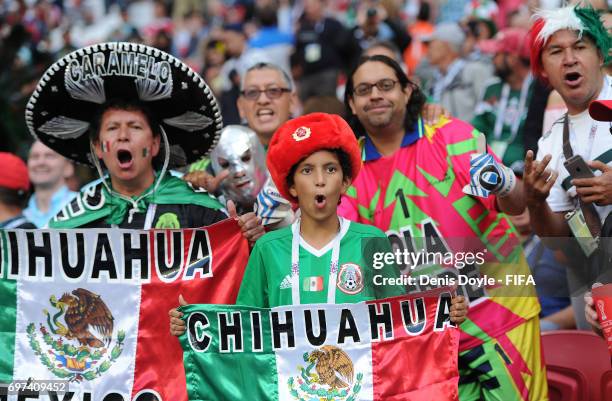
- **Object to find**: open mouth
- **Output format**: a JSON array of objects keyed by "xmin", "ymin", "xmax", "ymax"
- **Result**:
[
  {"xmin": 315, "ymin": 194, "xmax": 327, "ymax": 209},
  {"xmin": 564, "ymin": 72, "xmax": 582, "ymax": 86},
  {"xmin": 235, "ymin": 180, "xmax": 251, "ymax": 189},
  {"xmin": 117, "ymin": 150, "xmax": 133, "ymax": 168},
  {"xmin": 256, "ymin": 109, "xmax": 275, "ymax": 120}
]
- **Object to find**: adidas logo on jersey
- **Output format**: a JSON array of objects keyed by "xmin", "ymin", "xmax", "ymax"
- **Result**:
[{"xmin": 279, "ymin": 275, "xmax": 292, "ymax": 290}]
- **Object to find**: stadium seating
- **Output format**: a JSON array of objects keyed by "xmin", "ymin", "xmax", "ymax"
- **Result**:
[
  {"xmin": 602, "ymin": 369, "xmax": 612, "ymax": 401},
  {"xmin": 542, "ymin": 330, "xmax": 611, "ymax": 401}
]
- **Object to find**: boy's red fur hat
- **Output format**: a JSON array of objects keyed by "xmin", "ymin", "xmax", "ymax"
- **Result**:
[{"xmin": 267, "ymin": 112, "xmax": 361, "ymax": 203}]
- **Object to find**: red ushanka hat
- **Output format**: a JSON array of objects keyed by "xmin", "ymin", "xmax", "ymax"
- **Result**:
[{"xmin": 266, "ymin": 112, "xmax": 361, "ymax": 203}]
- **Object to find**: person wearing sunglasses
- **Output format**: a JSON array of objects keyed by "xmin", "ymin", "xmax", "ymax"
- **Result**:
[{"xmin": 184, "ymin": 62, "xmax": 297, "ymax": 228}]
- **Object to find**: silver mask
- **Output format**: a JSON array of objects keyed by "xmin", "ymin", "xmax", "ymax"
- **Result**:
[{"xmin": 210, "ymin": 125, "xmax": 267, "ymax": 207}]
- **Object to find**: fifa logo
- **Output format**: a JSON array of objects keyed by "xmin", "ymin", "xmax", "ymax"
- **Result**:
[{"xmin": 598, "ymin": 300, "xmax": 607, "ymax": 321}]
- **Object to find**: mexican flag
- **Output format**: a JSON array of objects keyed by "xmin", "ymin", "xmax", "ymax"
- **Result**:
[
  {"xmin": 179, "ymin": 288, "xmax": 460, "ymax": 401},
  {"xmin": 0, "ymin": 219, "xmax": 249, "ymax": 401}
]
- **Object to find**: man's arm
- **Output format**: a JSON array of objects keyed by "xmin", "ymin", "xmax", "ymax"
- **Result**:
[
  {"xmin": 496, "ymin": 179, "xmax": 526, "ymax": 215},
  {"xmin": 542, "ymin": 305, "xmax": 576, "ymax": 330}
]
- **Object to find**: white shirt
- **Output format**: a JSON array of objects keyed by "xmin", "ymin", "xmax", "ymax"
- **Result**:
[{"xmin": 537, "ymin": 76, "xmax": 612, "ymax": 223}]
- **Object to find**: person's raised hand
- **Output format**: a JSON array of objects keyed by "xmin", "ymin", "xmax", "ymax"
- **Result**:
[
  {"xmin": 421, "ymin": 103, "xmax": 450, "ymax": 126},
  {"xmin": 183, "ymin": 170, "xmax": 230, "ymax": 193},
  {"xmin": 228, "ymin": 200, "xmax": 265, "ymax": 246},
  {"xmin": 169, "ymin": 294, "xmax": 188, "ymax": 337},
  {"xmin": 523, "ymin": 150, "xmax": 558, "ymax": 207}
]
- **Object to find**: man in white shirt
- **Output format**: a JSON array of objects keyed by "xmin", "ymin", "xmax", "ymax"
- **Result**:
[
  {"xmin": 523, "ymin": 5, "xmax": 612, "ymax": 328},
  {"xmin": 524, "ymin": 5, "xmax": 612, "ymax": 240}
]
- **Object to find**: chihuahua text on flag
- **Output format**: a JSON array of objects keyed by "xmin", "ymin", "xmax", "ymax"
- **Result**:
[
  {"xmin": 179, "ymin": 289, "xmax": 460, "ymax": 401},
  {"xmin": 0, "ymin": 219, "xmax": 250, "ymax": 401}
]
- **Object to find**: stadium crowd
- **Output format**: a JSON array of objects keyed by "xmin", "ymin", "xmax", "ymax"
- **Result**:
[{"xmin": 1, "ymin": 0, "xmax": 612, "ymax": 399}]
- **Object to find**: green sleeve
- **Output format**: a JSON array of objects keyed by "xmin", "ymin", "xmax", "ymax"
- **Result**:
[
  {"xmin": 471, "ymin": 107, "xmax": 496, "ymax": 140},
  {"xmin": 236, "ymin": 243, "xmax": 269, "ymax": 308}
]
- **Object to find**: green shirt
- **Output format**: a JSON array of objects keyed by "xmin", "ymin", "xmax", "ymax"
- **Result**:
[
  {"xmin": 471, "ymin": 78, "xmax": 534, "ymax": 171},
  {"xmin": 237, "ymin": 218, "xmax": 405, "ymax": 307}
]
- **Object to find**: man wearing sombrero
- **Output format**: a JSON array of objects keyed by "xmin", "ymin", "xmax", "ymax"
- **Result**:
[{"xmin": 26, "ymin": 42, "xmax": 263, "ymax": 240}]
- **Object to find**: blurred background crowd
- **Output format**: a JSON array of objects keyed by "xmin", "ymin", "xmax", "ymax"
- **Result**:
[{"xmin": 2, "ymin": 0, "xmax": 608, "ymax": 157}]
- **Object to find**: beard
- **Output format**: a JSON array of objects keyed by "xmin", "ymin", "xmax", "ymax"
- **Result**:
[{"xmin": 495, "ymin": 56, "xmax": 512, "ymax": 81}]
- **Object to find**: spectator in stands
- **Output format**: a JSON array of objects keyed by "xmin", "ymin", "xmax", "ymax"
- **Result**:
[
  {"xmin": 472, "ymin": 27, "xmax": 534, "ymax": 173},
  {"xmin": 0, "ymin": 152, "xmax": 35, "ymax": 229},
  {"xmin": 247, "ymin": 0, "xmax": 294, "ymax": 75},
  {"xmin": 403, "ymin": 2, "xmax": 434, "ymax": 75},
  {"xmin": 293, "ymin": 0, "xmax": 359, "ymax": 101},
  {"xmin": 24, "ymin": 140, "xmax": 76, "ymax": 228},
  {"xmin": 524, "ymin": 5, "xmax": 612, "ymax": 329},
  {"xmin": 424, "ymin": 22, "xmax": 494, "ymax": 121},
  {"xmin": 184, "ymin": 62, "xmax": 296, "ymax": 227},
  {"xmin": 350, "ymin": 0, "xmax": 410, "ymax": 60}
]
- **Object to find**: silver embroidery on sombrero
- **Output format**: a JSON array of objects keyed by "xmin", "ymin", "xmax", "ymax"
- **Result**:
[
  {"xmin": 65, "ymin": 57, "xmax": 106, "ymax": 104},
  {"xmin": 163, "ymin": 111, "xmax": 213, "ymax": 133},
  {"xmin": 135, "ymin": 64, "xmax": 173, "ymax": 101},
  {"xmin": 38, "ymin": 116, "xmax": 91, "ymax": 139}
]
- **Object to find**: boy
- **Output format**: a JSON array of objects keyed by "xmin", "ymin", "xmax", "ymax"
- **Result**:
[{"xmin": 170, "ymin": 113, "xmax": 466, "ymax": 332}]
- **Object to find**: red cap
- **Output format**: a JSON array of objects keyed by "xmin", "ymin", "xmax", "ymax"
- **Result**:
[
  {"xmin": 589, "ymin": 100, "xmax": 612, "ymax": 122},
  {"xmin": 267, "ymin": 113, "xmax": 362, "ymax": 203},
  {"xmin": 480, "ymin": 28, "xmax": 530, "ymax": 59},
  {"xmin": 0, "ymin": 152, "xmax": 30, "ymax": 191}
]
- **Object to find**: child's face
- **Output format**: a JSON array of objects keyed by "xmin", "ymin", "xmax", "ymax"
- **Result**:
[{"xmin": 289, "ymin": 150, "xmax": 350, "ymax": 222}]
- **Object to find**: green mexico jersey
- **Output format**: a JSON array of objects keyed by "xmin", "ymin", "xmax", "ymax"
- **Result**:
[
  {"xmin": 471, "ymin": 78, "xmax": 534, "ymax": 171},
  {"xmin": 237, "ymin": 218, "xmax": 404, "ymax": 307}
]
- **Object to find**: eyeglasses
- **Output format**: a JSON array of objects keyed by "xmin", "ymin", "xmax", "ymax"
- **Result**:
[
  {"xmin": 240, "ymin": 87, "xmax": 291, "ymax": 100},
  {"xmin": 353, "ymin": 78, "xmax": 398, "ymax": 97}
]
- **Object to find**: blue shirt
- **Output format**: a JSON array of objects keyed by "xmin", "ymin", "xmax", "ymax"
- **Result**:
[
  {"xmin": 24, "ymin": 186, "xmax": 76, "ymax": 228},
  {"xmin": 0, "ymin": 215, "xmax": 35, "ymax": 229}
]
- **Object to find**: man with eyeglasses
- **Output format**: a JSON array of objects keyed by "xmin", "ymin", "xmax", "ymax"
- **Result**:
[
  {"xmin": 185, "ymin": 62, "xmax": 297, "ymax": 227},
  {"xmin": 339, "ymin": 54, "xmax": 547, "ymax": 401}
]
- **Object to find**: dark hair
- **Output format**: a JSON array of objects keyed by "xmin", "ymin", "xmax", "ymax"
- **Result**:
[
  {"xmin": 286, "ymin": 148, "xmax": 353, "ymax": 191},
  {"xmin": 0, "ymin": 187, "xmax": 29, "ymax": 209},
  {"xmin": 255, "ymin": 3, "xmax": 278, "ymax": 27},
  {"xmin": 417, "ymin": 2, "xmax": 430, "ymax": 22},
  {"xmin": 90, "ymin": 98, "xmax": 161, "ymax": 142},
  {"xmin": 344, "ymin": 55, "xmax": 426, "ymax": 137}
]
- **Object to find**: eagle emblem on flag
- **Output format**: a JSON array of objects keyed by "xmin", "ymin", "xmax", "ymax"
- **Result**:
[
  {"xmin": 287, "ymin": 345, "xmax": 363, "ymax": 401},
  {"xmin": 26, "ymin": 288, "xmax": 125, "ymax": 382}
]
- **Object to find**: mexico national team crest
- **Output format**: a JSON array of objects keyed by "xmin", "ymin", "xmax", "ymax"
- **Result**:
[
  {"xmin": 337, "ymin": 263, "xmax": 364, "ymax": 295},
  {"xmin": 292, "ymin": 126, "xmax": 311, "ymax": 142},
  {"xmin": 287, "ymin": 345, "xmax": 363, "ymax": 401},
  {"xmin": 27, "ymin": 288, "xmax": 124, "ymax": 382}
]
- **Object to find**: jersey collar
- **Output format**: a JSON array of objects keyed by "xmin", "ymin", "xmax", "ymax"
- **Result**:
[{"xmin": 362, "ymin": 118, "xmax": 424, "ymax": 162}]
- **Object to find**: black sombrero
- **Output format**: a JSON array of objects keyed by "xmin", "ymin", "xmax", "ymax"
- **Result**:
[{"xmin": 25, "ymin": 42, "xmax": 222, "ymax": 166}]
